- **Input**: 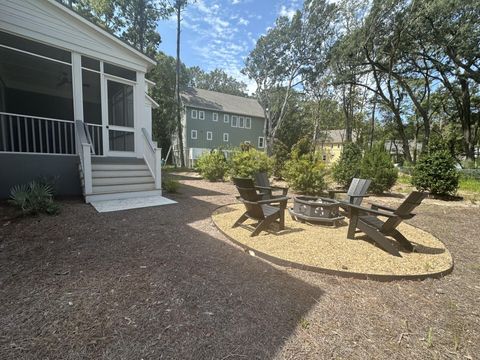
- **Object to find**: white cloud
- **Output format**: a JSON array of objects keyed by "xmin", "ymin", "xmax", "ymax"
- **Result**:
[
  {"xmin": 279, "ymin": 5, "xmax": 296, "ymax": 20},
  {"xmin": 232, "ymin": 0, "xmax": 241, "ymax": 4},
  {"xmin": 238, "ymin": 17, "xmax": 249, "ymax": 26}
]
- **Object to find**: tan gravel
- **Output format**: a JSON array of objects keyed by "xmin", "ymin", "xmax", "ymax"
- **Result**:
[{"xmin": 212, "ymin": 203, "xmax": 453, "ymax": 279}]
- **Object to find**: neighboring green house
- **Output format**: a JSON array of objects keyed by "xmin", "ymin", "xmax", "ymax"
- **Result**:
[{"xmin": 173, "ymin": 88, "xmax": 266, "ymax": 167}]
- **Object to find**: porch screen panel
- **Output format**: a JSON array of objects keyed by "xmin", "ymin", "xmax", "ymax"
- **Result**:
[
  {"xmin": 107, "ymin": 81, "xmax": 134, "ymax": 128},
  {"xmin": 109, "ymin": 130, "xmax": 134, "ymax": 152}
]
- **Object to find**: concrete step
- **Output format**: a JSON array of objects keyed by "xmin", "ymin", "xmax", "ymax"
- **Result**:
[
  {"xmin": 85, "ymin": 189, "xmax": 163, "ymax": 203},
  {"xmin": 92, "ymin": 169, "xmax": 152, "ymax": 178},
  {"xmin": 92, "ymin": 176, "xmax": 153, "ymax": 186},
  {"xmin": 92, "ymin": 182, "xmax": 155, "ymax": 194},
  {"xmin": 92, "ymin": 163, "xmax": 148, "ymax": 171}
]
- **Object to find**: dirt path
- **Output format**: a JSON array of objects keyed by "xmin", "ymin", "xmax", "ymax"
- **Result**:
[{"xmin": 1, "ymin": 175, "xmax": 479, "ymax": 359}]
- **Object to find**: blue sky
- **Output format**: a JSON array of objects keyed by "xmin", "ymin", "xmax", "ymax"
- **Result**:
[{"xmin": 156, "ymin": 0, "xmax": 302, "ymax": 93}]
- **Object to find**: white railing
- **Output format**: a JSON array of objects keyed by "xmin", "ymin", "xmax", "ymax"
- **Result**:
[
  {"xmin": 0, "ymin": 112, "xmax": 75, "ymax": 154},
  {"xmin": 75, "ymin": 120, "xmax": 93, "ymax": 195},
  {"xmin": 141, "ymin": 128, "xmax": 162, "ymax": 190},
  {"xmin": 85, "ymin": 123, "xmax": 103, "ymax": 155}
]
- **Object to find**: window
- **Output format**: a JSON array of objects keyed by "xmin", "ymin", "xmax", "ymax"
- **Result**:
[
  {"xmin": 199, "ymin": 110, "xmax": 205, "ymax": 120},
  {"xmin": 81, "ymin": 56, "xmax": 100, "ymax": 71},
  {"xmin": 104, "ymin": 62, "xmax": 136, "ymax": 81},
  {"xmin": 239, "ymin": 117, "xmax": 245, "ymax": 128},
  {"xmin": 191, "ymin": 109, "xmax": 197, "ymax": 119},
  {"xmin": 231, "ymin": 115, "xmax": 238, "ymax": 127},
  {"xmin": 224, "ymin": 114, "xmax": 229, "ymax": 123},
  {"xmin": 191, "ymin": 130, "xmax": 197, "ymax": 139},
  {"xmin": 258, "ymin": 136, "xmax": 265, "ymax": 148},
  {"xmin": 245, "ymin": 117, "xmax": 251, "ymax": 129},
  {"xmin": 206, "ymin": 131, "xmax": 212, "ymax": 141},
  {"xmin": 322, "ymin": 154, "xmax": 327, "ymax": 161},
  {"xmin": 213, "ymin": 112, "xmax": 218, "ymax": 121},
  {"xmin": 223, "ymin": 133, "xmax": 229, "ymax": 142}
]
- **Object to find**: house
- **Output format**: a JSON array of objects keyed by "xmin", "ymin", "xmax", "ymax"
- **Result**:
[
  {"xmin": 0, "ymin": 0, "xmax": 162, "ymax": 202},
  {"xmin": 315, "ymin": 129, "xmax": 355, "ymax": 164},
  {"xmin": 173, "ymin": 88, "xmax": 266, "ymax": 167},
  {"xmin": 385, "ymin": 140, "xmax": 423, "ymax": 162}
]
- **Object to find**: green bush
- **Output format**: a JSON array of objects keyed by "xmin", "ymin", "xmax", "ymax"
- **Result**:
[
  {"xmin": 284, "ymin": 154, "xmax": 327, "ymax": 195},
  {"xmin": 196, "ymin": 150, "xmax": 228, "ymax": 181},
  {"xmin": 162, "ymin": 178, "xmax": 180, "ymax": 193},
  {"xmin": 412, "ymin": 149, "xmax": 459, "ymax": 196},
  {"xmin": 271, "ymin": 139, "xmax": 290, "ymax": 179},
  {"xmin": 229, "ymin": 148, "xmax": 272, "ymax": 178},
  {"xmin": 9, "ymin": 180, "xmax": 60, "ymax": 215},
  {"xmin": 360, "ymin": 144, "xmax": 398, "ymax": 194},
  {"xmin": 332, "ymin": 142, "xmax": 362, "ymax": 188}
]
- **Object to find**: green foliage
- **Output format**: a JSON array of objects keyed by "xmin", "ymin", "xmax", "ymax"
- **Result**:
[
  {"xmin": 284, "ymin": 153, "xmax": 327, "ymax": 195},
  {"xmin": 188, "ymin": 67, "xmax": 248, "ymax": 96},
  {"xmin": 291, "ymin": 137, "xmax": 313, "ymax": 158},
  {"xmin": 9, "ymin": 181, "xmax": 60, "ymax": 215},
  {"xmin": 196, "ymin": 150, "xmax": 228, "ymax": 181},
  {"xmin": 332, "ymin": 142, "xmax": 362, "ymax": 188},
  {"xmin": 162, "ymin": 178, "xmax": 180, "ymax": 193},
  {"xmin": 412, "ymin": 148, "xmax": 459, "ymax": 196},
  {"xmin": 229, "ymin": 148, "xmax": 272, "ymax": 178},
  {"xmin": 271, "ymin": 139, "xmax": 290, "ymax": 179},
  {"xmin": 360, "ymin": 144, "xmax": 398, "ymax": 194}
]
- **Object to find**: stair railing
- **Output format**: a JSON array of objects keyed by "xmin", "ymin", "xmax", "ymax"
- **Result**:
[
  {"xmin": 75, "ymin": 120, "xmax": 94, "ymax": 195},
  {"xmin": 141, "ymin": 128, "xmax": 162, "ymax": 190}
]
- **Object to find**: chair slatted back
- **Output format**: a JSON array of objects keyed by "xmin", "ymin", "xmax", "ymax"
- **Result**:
[
  {"xmin": 346, "ymin": 178, "xmax": 371, "ymax": 205},
  {"xmin": 382, "ymin": 191, "xmax": 427, "ymax": 232},
  {"xmin": 233, "ymin": 177, "xmax": 255, "ymax": 189},
  {"xmin": 236, "ymin": 186, "xmax": 265, "ymax": 220},
  {"xmin": 254, "ymin": 172, "xmax": 270, "ymax": 188}
]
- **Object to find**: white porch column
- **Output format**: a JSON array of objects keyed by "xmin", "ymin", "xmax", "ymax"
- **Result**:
[
  {"xmin": 135, "ymin": 71, "xmax": 146, "ymax": 158},
  {"xmin": 71, "ymin": 52, "xmax": 84, "ymax": 122}
]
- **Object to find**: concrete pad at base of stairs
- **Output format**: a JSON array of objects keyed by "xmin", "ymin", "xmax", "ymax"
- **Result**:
[{"xmin": 90, "ymin": 195, "xmax": 177, "ymax": 213}]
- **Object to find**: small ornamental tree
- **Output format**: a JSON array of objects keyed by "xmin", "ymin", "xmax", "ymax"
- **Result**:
[
  {"xmin": 332, "ymin": 142, "xmax": 362, "ymax": 188},
  {"xmin": 412, "ymin": 146, "xmax": 459, "ymax": 196},
  {"xmin": 195, "ymin": 150, "xmax": 228, "ymax": 181},
  {"xmin": 229, "ymin": 148, "xmax": 272, "ymax": 178},
  {"xmin": 284, "ymin": 153, "xmax": 327, "ymax": 195},
  {"xmin": 360, "ymin": 144, "xmax": 398, "ymax": 194},
  {"xmin": 271, "ymin": 139, "xmax": 290, "ymax": 179}
]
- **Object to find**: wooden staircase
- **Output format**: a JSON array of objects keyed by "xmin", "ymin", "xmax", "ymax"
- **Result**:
[{"xmin": 80, "ymin": 157, "xmax": 162, "ymax": 203}]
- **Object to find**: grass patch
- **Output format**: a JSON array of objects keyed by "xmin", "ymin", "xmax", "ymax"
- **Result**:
[
  {"xmin": 397, "ymin": 173, "xmax": 411, "ymax": 185},
  {"xmin": 459, "ymin": 178, "xmax": 480, "ymax": 193}
]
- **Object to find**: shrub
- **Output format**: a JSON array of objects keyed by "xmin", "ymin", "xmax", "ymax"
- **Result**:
[
  {"xmin": 284, "ymin": 154, "xmax": 327, "ymax": 195},
  {"xmin": 412, "ymin": 149, "xmax": 459, "ymax": 196},
  {"xmin": 229, "ymin": 148, "xmax": 272, "ymax": 178},
  {"xmin": 9, "ymin": 180, "xmax": 60, "ymax": 215},
  {"xmin": 196, "ymin": 150, "xmax": 228, "ymax": 181},
  {"xmin": 271, "ymin": 139, "xmax": 290, "ymax": 179},
  {"xmin": 332, "ymin": 142, "xmax": 362, "ymax": 188},
  {"xmin": 360, "ymin": 144, "xmax": 398, "ymax": 194},
  {"xmin": 162, "ymin": 178, "xmax": 180, "ymax": 193}
]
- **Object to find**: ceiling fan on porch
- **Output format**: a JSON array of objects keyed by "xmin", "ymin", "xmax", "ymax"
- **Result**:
[{"xmin": 56, "ymin": 72, "xmax": 90, "ymax": 88}]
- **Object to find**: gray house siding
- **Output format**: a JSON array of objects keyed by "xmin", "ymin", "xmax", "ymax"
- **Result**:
[
  {"xmin": 0, "ymin": 153, "xmax": 82, "ymax": 198},
  {"xmin": 184, "ymin": 106, "xmax": 265, "ymax": 150}
]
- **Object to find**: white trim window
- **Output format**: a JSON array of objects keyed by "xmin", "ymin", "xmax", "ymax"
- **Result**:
[
  {"xmin": 199, "ymin": 110, "xmax": 205, "ymax": 120},
  {"xmin": 191, "ymin": 129, "xmax": 197, "ymax": 139},
  {"xmin": 224, "ymin": 114, "xmax": 229, "ymax": 123},
  {"xmin": 245, "ymin": 117, "xmax": 251, "ymax": 129},
  {"xmin": 239, "ymin": 116, "xmax": 245, "ymax": 128},
  {"xmin": 258, "ymin": 136, "xmax": 265, "ymax": 148},
  {"xmin": 191, "ymin": 109, "xmax": 197, "ymax": 119},
  {"xmin": 223, "ymin": 133, "xmax": 229, "ymax": 142},
  {"xmin": 206, "ymin": 131, "xmax": 212, "ymax": 141},
  {"xmin": 231, "ymin": 115, "xmax": 238, "ymax": 127},
  {"xmin": 212, "ymin": 112, "xmax": 218, "ymax": 121}
]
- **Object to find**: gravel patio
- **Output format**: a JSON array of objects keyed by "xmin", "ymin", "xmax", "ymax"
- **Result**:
[{"xmin": 1, "ymin": 174, "xmax": 479, "ymax": 359}]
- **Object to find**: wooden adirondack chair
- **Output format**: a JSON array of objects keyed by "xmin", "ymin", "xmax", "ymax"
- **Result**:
[
  {"xmin": 346, "ymin": 191, "xmax": 428, "ymax": 257},
  {"xmin": 254, "ymin": 172, "xmax": 289, "ymax": 199},
  {"xmin": 328, "ymin": 178, "xmax": 371, "ymax": 206},
  {"xmin": 232, "ymin": 177, "xmax": 270, "ymax": 199},
  {"xmin": 233, "ymin": 185, "xmax": 288, "ymax": 237}
]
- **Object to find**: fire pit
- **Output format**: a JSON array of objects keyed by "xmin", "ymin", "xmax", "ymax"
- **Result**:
[{"xmin": 288, "ymin": 196, "xmax": 345, "ymax": 227}]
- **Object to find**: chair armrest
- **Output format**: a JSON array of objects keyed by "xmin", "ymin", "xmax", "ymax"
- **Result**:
[
  {"xmin": 257, "ymin": 197, "xmax": 290, "ymax": 204},
  {"xmin": 345, "ymin": 203, "xmax": 398, "ymax": 218},
  {"xmin": 370, "ymin": 203, "xmax": 396, "ymax": 212},
  {"xmin": 255, "ymin": 185, "xmax": 272, "ymax": 190}
]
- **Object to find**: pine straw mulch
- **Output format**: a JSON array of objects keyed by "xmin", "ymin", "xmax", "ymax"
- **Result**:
[
  {"xmin": 0, "ymin": 177, "xmax": 479, "ymax": 359},
  {"xmin": 212, "ymin": 204, "xmax": 453, "ymax": 280}
]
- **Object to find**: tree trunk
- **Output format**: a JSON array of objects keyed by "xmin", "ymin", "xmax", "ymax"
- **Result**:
[
  {"xmin": 460, "ymin": 78, "xmax": 475, "ymax": 161},
  {"xmin": 369, "ymin": 96, "xmax": 376, "ymax": 150},
  {"xmin": 392, "ymin": 110, "xmax": 413, "ymax": 163},
  {"xmin": 175, "ymin": 4, "xmax": 185, "ymax": 167}
]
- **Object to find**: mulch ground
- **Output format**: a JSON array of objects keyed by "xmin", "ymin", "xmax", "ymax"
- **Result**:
[{"xmin": 0, "ymin": 174, "xmax": 479, "ymax": 359}]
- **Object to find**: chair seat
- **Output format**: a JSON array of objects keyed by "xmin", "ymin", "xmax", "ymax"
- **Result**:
[
  {"xmin": 261, "ymin": 204, "xmax": 280, "ymax": 217},
  {"xmin": 359, "ymin": 215, "xmax": 384, "ymax": 229}
]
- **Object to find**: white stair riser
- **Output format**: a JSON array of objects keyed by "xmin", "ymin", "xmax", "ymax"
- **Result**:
[
  {"xmin": 85, "ymin": 189, "xmax": 163, "ymax": 203},
  {"xmin": 93, "ymin": 176, "xmax": 153, "ymax": 186},
  {"xmin": 92, "ymin": 164, "xmax": 148, "ymax": 171},
  {"xmin": 93, "ymin": 183, "xmax": 156, "ymax": 194},
  {"xmin": 93, "ymin": 170, "xmax": 152, "ymax": 178}
]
